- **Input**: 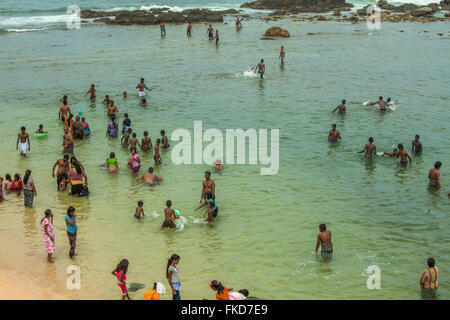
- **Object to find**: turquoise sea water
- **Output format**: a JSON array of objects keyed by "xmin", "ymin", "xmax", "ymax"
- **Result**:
[{"xmin": 0, "ymin": 2, "xmax": 449, "ymax": 300}]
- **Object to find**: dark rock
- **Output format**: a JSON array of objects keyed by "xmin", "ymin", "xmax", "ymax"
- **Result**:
[
  {"xmin": 264, "ymin": 26, "xmax": 290, "ymax": 37},
  {"xmin": 410, "ymin": 7, "xmax": 433, "ymax": 17},
  {"xmin": 241, "ymin": 0, "xmax": 354, "ymax": 13}
]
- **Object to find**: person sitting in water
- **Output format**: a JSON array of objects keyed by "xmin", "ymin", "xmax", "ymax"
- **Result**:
[
  {"xmin": 428, "ymin": 161, "xmax": 441, "ymax": 188},
  {"xmin": 140, "ymin": 99, "xmax": 147, "ymax": 107},
  {"xmin": 358, "ymin": 137, "xmax": 376, "ymax": 160},
  {"xmin": 213, "ymin": 159, "xmax": 223, "ymax": 171},
  {"xmin": 315, "ymin": 223, "xmax": 333, "ymax": 254},
  {"xmin": 412, "ymin": 134, "xmax": 422, "ymax": 154},
  {"xmin": 136, "ymin": 167, "xmax": 163, "ymax": 185},
  {"xmin": 101, "ymin": 152, "xmax": 119, "ymax": 172},
  {"xmin": 35, "ymin": 124, "xmax": 47, "ymax": 134},
  {"xmin": 332, "ymin": 100, "xmax": 346, "ymax": 114},
  {"xmin": 420, "ymin": 257, "xmax": 439, "ymax": 298},
  {"xmin": 162, "ymin": 200, "xmax": 176, "ymax": 229},
  {"xmin": 134, "ymin": 200, "xmax": 145, "ymax": 218}
]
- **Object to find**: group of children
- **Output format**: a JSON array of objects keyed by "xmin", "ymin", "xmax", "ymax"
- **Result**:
[{"xmin": 0, "ymin": 173, "xmax": 24, "ymax": 201}]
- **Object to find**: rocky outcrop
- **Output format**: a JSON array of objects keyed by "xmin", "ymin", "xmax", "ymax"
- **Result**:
[
  {"xmin": 264, "ymin": 27, "xmax": 290, "ymax": 37},
  {"xmin": 81, "ymin": 8, "xmax": 240, "ymax": 25},
  {"xmin": 241, "ymin": 0, "xmax": 354, "ymax": 13},
  {"xmin": 441, "ymin": 0, "xmax": 450, "ymax": 10}
]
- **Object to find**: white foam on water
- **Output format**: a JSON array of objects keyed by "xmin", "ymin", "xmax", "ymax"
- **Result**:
[
  {"xmin": 152, "ymin": 211, "xmax": 160, "ymax": 218},
  {"xmin": 376, "ymin": 152, "xmax": 384, "ymax": 156},
  {"xmin": 175, "ymin": 215, "xmax": 187, "ymax": 232},
  {"xmin": 237, "ymin": 69, "xmax": 258, "ymax": 78},
  {"xmin": 0, "ymin": 14, "xmax": 71, "ymax": 27},
  {"xmin": 5, "ymin": 28, "xmax": 48, "ymax": 32}
]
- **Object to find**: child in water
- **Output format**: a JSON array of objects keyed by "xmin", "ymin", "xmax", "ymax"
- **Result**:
[
  {"xmin": 2, "ymin": 174, "xmax": 12, "ymax": 193},
  {"xmin": 162, "ymin": 200, "xmax": 176, "ymax": 228},
  {"xmin": 112, "ymin": 259, "xmax": 131, "ymax": 300},
  {"xmin": 81, "ymin": 117, "xmax": 90, "ymax": 137},
  {"xmin": 210, "ymin": 280, "xmax": 233, "ymax": 300},
  {"xmin": 135, "ymin": 200, "xmax": 145, "ymax": 218},
  {"xmin": 140, "ymin": 99, "xmax": 147, "ymax": 107},
  {"xmin": 195, "ymin": 191, "xmax": 218, "ymax": 220},
  {"xmin": 127, "ymin": 148, "xmax": 140, "ymax": 174},
  {"xmin": 10, "ymin": 173, "xmax": 23, "ymax": 195},
  {"xmin": 35, "ymin": 124, "xmax": 47, "ymax": 134},
  {"xmin": 102, "ymin": 152, "xmax": 119, "ymax": 172},
  {"xmin": 0, "ymin": 177, "xmax": 4, "ymax": 201}
]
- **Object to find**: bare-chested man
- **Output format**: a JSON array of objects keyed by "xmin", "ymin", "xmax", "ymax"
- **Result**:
[
  {"xmin": 315, "ymin": 224, "xmax": 333, "ymax": 254},
  {"xmin": 136, "ymin": 167, "xmax": 163, "ymax": 185},
  {"xmin": 52, "ymin": 154, "xmax": 70, "ymax": 190},
  {"xmin": 328, "ymin": 124, "xmax": 341, "ymax": 143},
  {"xmin": 162, "ymin": 200, "xmax": 176, "ymax": 229},
  {"xmin": 129, "ymin": 133, "xmax": 140, "ymax": 151},
  {"xmin": 63, "ymin": 127, "xmax": 74, "ymax": 154},
  {"xmin": 72, "ymin": 116, "xmax": 85, "ymax": 139},
  {"xmin": 141, "ymin": 131, "xmax": 152, "ymax": 151},
  {"xmin": 59, "ymin": 97, "xmax": 71, "ymax": 122},
  {"xmin": 254, "ymin": 59, "xmax": 265, "ymax": 79},
  {"xmin": 102, "ymin": 95, "xmax": 110, "ymax": 105},
  {"xmin": 332, "ymin": 100, "xmax": 346, "ymax": 115},
  {"xmin": 136, "ymin": 78, "xmax": 151, "ymax": 98},
  {"xmin": 383, "ymin": 148, "xmax": 399, "ymax": 157},
  {"xmin": 154, "ymin": 139, "xmax": 162, "ymax": 165},
  {"xmin": 428, "ymin": 161, "xmax": 442, "ymax": 188},
  {"xmin": 16, "ymin": 126, "xmax": 30, "ymax": 156},
  {"xmin": 397, "ymin": 144, "xmax": 412, "ymax": 165},
  {"xmin": 107, "ymin": 100, "xmax": 118, "ymax": 120},
  {"xmin": 412, "ymin": 135, "xmax": 422, "ymax": 154},
  {"xmin": 201, "ymin": 171, "xmax": 215, "ymax": 203},
  {"xmin": 187, "ymin": 21, "xmax": 192, "ymax": 36},
  {"xmin": 358, "ymin": 137, "xmax": 376, "ymax": 160},
  {"xmin": 85, "ymin": 84, "xmax": 96, "ymax": 100},
  {"xmin": 279, "ymin": 46, "xmax": 285, "ymax": 64},
  {"xmin": 161, "ymin": 130, "xmax": 170, "ymax": 149},
  {"xmin": 369, "ymin": 96, "xmax": 389, "ymax": 112}
]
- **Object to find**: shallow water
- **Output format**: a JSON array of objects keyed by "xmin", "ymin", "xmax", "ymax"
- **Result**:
[{"xmin": 0, "ymin": 17, "xmax": 449, "ymax": 299}]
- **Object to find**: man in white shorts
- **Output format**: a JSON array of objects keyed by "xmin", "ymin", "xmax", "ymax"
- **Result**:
[
  {"xmin": 16, "ymin": 126, "xmax": 30, "ymax": 156},
  {"xmin": 136, "ymin": 78, "xmax": 151, "ymax": 98}
]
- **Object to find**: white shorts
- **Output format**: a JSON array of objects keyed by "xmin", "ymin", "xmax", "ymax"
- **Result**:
[
  {"xmin": 19, "ymin": 142, "xmax": 27, "ymax": 154},
  {"xmin": 139, "ymin": 91, "xmax": 145, "ymax": 97}
]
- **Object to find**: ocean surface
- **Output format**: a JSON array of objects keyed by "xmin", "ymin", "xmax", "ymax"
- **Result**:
[{"xmin": 0, "ymin": 1, "xmax": 449, "ymax": 300}]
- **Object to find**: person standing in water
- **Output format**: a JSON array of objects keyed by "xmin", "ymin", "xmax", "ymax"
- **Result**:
[
  {"xmin": 134, "ymin": 200, "xmax": 145, "ymax": 218},
  {"xmin": 332, "ymin": 100, "xmax": 346, "ymax": 114},
  {"xmin": 420, "ymin": 257, "xmax": 439, "ymax": 298},
  {"xmin": 207, "ymin": 25, "xmax": 214, "ymax": 40},
  {"xmin": 279, "ymin": 46, "xmax": 285, "ymax": 64},
  {"xmin": 215, "ymin": 30, "xmax": 219, "ymax": 46},
  {"xmin": 154, "ymin": 139, "xmax": 162, "ymax": 165},
  {"xmin": 315, "ymin": 224, "xmax": 333, "ymax": 254},
  {"xmin": 160, "ymin": 22, "xmax": 166, "ymax": 36},
  {"xmin": 16, "ymin": 126, "xmax": 30, "ymax": 156},
  {"xmin": 136, "ymin": 167, "xmax": 163, "ymax": 185},
  {"xmin": 52, "ymin": 155, "xmax": 70, "ymax": 190},
  {"xmin": 368, "ymin": 96, "xmax": 388, "ymax": 112},
  {"xmin": 236, "ymin": 17, "xmax": 242, "ymax": 30},
  {"xmin": 85, "ymin": 84, "xmax": 96, "ymax": 100},
  {"xmin": 160, "ymin": 130, "xmax": 170, "ymax": 149},
  {"xmin": 201, "ymin": 171, "xmax": 215, "ymax": 203},
  {"xmin": 162, "ymin": 200, "xmax": 176, "ymax": 229},
  {"xmin": 112, "ymin": 259, "xmax": 131, "ymax": 300},
  {"xmin": 328, "ymin": 124, "xmax": 341, "ymax": 143},
  {"xmin": 141, "ymin": 131, "xmax": 152, "ymax": 151},
  {"xmin": 254, "ymin": 59, "xmax": 265, "ymax": 79},
  {"xmin": 23, "ymin": 169, "xmax": 37, "ymax": 208},
  {"xmin": 166, "ymin": 254, "xmax": 181, "ymax": 300},
  {"xmin": 358, "ymin": 137, "xmax": 376, "ymax": 160},
  {"xmin": 187, "ymin": 22, "xmax": 192, "ymax": 36},
  {"xmin": 65, "ymin": 206, "xmax": 77, "ymax": 258},
  {"xmin": 411, "ymin": 135, "xmax": 422, "ymax": 154},
  {"xmin": 63, "ymin": 127, "xmax": 74, "ymax": 154},
  {"xmin": 136, "ymin": 78, "xmax": 151, "ymax": 98},
  {"xmin": 397, "ymin": 144, "xmax": 412, "ymax": 166},
  {"xmin": 41, "ymin": 209, "xmax": 55, "ymax": 263},
  {"xmin": 59, "ymin": 97, "xmax": 71, "ymax": 122},
  {"xmin": 428, "ymin": 161, "xmax": 442, "ymax": 188}
]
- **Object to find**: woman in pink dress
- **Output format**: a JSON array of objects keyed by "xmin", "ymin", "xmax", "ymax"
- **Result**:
[
  {"xmin": 127, "ymin": 148, "xmax": 141, "ymax": 174},
  {"xmin": 41, "ymin": 209, "xmax": 55, "ymax": 262}
]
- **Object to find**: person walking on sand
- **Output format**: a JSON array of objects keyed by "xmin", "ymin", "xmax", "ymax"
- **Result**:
[
  {"xmin": 358, "ymin": 137, "xmax": 376, "ymax": 161},
  {"xmin": 420, "ymin": 257, "xmax": 439, "ymax": 298},
  {"xmin": 41, "ymin": 209, "xmax": 55, "ymax": 263},
  {"xmin": 166, "ymin": 254, "xmax": 181, "ymax": 300},
  {"xmin": 65, "ymin": 206, "xmax": 77, "ymax": 258},
  {"xmin": 428, "ymin": 161, "xmax": 442, "ymax": 188},
  {"xmin": 23, "ymin": 169, "xmax": 37, "ymax": 208},
  {"xmin": 16, "ymin": 126, "xmax": 30, "ymax": 156},
  {"xmin": 315, "ymin": 223, "xmax": 333, "ymax": 254},
  {"xmin": 332, "ymin": 100, "xmax": 346, "ymax": 114},
  {"xmin": 112, "ymin": 259, "xmax": 131, "ymax": 300}
]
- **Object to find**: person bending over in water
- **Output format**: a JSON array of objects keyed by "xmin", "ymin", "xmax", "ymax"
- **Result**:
[
  {"xmin": 187, "ymin": 22, "xmax": 192, "ymax": 36},
  {"xmin": 136, "ymin": 78, "xmax": 151, "ymax": 98},
  {"xmin": 136, "ymin": 167, "xmax": 163, "ymax": 185},
  {"xmin": 210, "ymin": 280, "xmax": 233, "ymax": 300},
  {"xmin": 428, "ymin": 161, "xmax": 441, "ymax": 188},
  {"xmin": 207, "ymin": 25, "xmax": 214, "ymax": 39},
  {"xmin": 315, "ymin": 223, "xmax": 333, "ymax": 254},
  {"xmin": 134, "ymin": 200, "xmax": 145, "ymax": 218},
  {"xmin": 154, "ymin": 139, "xmax": 162, "ymax": 165},
  {"xmin": 52, "ymin": 154, "xmax": 70, "ymax": 191},
  {"xmin": 141, "ymin": 131, "xmax": 152, "ymax": 151},
  {"xmin": 358, "ymin": 137, "xmax": 376, "ymax": 160},
  {"xmin": 201, "ymin": 171, "xmax": 215, "ymax": 203},
  {"xmin": 397, "ymin": 144, "xmax": 412, "ymax": 166},
  {"xmin": 332, "ymin": 100, "xmax": 346, "ymax": 114},
  {"xmin": 328, "ymin": 124, "xmax": 341, "ymax": 143},
  {"xmin": 420, "ymin": 257, "xmax": 439, "ymax": 298},
  {"xmin": 229, "ymin": 289, "xmax": 249, "ymax": 300},
  {"xmin": 254, "ymin": 59, "xmax": 265, "ymax": 79},
  {"xmin": 162, "ymin": 200, "xmax": 176, "ymax": 229},
  {"xmin": 279, "ymin": 46, "xmax": 285, "ymax": 64},
  {"xmin": 85, "ymin": 84, "xmax": 96, "ymax": 100},
  {"xmin": 412, "ymin": 134, "xmax": 422, "ymax": 154},
  {"xmin": 161, "ymin": 130, "xmax": 170, "ymax": 149},
  {"xmin": 368, "ymin": 96, "xmax": 389, "ymax": 112},
  {"xmin": 196, "ymin": 191, "xmax": 218, "ymax": 219},
  {"xmin": 16, "ymin": 126, "xmax": 30, "ymax": 156}
]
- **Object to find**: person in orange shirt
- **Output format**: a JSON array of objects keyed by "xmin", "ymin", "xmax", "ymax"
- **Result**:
[
  {"xmin": 144, "ymin": 282, "xmax": 160, "ymax": 300},
  {"xmin": 210, "ymin": 280, "xmax": 233, "ymax": 300}
]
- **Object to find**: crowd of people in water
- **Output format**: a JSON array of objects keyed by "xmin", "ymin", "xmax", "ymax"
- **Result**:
[{"xmin": 0, "ymin": 19, "xmax": 445, "ymax": 299}]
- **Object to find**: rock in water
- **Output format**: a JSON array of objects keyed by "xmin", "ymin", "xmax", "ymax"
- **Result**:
[{"xmin": 264, "ymin": 27, "xmax": 290, "ymax": 37}]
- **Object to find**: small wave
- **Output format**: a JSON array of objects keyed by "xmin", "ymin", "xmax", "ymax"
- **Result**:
[
  {"xmin": 0, "ymin": 14, "xmax": 73, "ymax": 28},
  {"xmin": 5, "ymin": 28, "xmax": 49, "ymax": 33},
  {"xmin": 236, "ymin": 69, "xmax": 259, "ymax": 78}
]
